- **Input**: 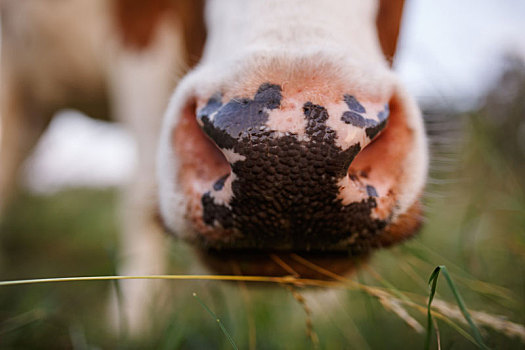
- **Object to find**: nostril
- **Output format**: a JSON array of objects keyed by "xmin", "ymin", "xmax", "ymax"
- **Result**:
[
  {"xmin": 366, "ymin": 185, "xmax": 378, "ymax": 197},
  {"xmin": 213, "ymin": 174, "xmax": 230, "ymax": 191},
  {"xmin": 347, "ymin": 93, "xmax": 414, "ymax": 214},
  {"xmin": 172, "ymin": 99, "xmax": 231, "ymax": 189}
]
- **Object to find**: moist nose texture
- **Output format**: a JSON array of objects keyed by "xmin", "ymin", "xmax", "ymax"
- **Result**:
[
  {"xmin": 196, "ymin": 83, "xmax": 389, "ymax": 251},
  {"xmin": 197, "ymin": 83, "xmax": 282, "ymax": 149}
]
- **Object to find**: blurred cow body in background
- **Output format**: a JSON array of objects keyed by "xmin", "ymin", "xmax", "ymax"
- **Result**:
[
  {"xmin": 0, "ymin": 0, "xmax": 204, "ymax": 333},
  {"xmin": 1, "ymin": 0, "xmax": 425, "ymax": 334}
]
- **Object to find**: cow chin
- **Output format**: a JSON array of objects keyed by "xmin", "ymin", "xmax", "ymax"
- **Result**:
[{"xmin": 157, "ymin": 55, "xmax": 428, "ymax": 262}]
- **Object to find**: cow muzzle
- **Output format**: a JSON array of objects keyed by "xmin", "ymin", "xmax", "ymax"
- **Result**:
[{"xmin": 164, "ymin": 68, "xmax": 425, "ymax": 253}]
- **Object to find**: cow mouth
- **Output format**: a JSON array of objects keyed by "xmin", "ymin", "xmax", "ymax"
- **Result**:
[
  {"xmin": 188, "ymin": 201, "xmax": 422, "ymax": 279},
  {"xmin": 170, "ymin": 88, "xmax": 423, "ymax": 254},
  {"xmin": 195, "ymin": 249, "xmax": 369, "ymax": 280}
]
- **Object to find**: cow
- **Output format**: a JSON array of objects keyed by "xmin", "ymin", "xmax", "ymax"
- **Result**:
[
  {"xmin": 0, "ymin": 0, "xmax": 206, "ymax": 333},
  {"xmin": 0, "ymin": 0, "xmax": 427, "ymax": 334}
]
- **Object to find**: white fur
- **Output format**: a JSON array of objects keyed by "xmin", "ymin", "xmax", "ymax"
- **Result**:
[{"xmin": 202, "ymin": 0, "xmax": 385, "ymax": 64}]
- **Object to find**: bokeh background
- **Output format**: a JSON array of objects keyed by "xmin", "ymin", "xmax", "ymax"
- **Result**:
[{"xmin": 1, "ymin": 0, "xmax": 525, "ymax": 349}]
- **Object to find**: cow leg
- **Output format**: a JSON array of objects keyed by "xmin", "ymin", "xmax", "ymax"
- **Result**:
[
  {"xmin": 107, "ymin": 20, "xmax": 185, "ymax": 335},
  {"xmin": 0, "ymin": 66, "xmax": 51, "ymax": 216}
]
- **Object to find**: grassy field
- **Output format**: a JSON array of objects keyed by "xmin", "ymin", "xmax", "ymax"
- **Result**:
[{"xmin": 0, "ymin": 66, "xmax": 524, "ymax": 349}]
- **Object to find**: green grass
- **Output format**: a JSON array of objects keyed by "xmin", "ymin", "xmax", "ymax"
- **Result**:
[
  {"xmin": 425, "ymin": 266, "xmax": 489, "ymax": 350},
  {"xmin": 1, "ymin": 66, "xmax": 524, "ymax": 349},
  {"xmin": 193, "ymin": 292, "xmax": 239, "ymax": 350}
]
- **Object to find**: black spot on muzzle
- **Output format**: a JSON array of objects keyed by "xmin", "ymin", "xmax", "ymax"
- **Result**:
[
  {"xmin": 198, "ymin": 83, "xmax": 282, "ymax": 149},
  {"xmin": 341, "ymin": 94, "xmax": 389, "ymax": 140},
  {"xmin": 196, "ymin": 83, "xmax": 387, "ymax": 252}
]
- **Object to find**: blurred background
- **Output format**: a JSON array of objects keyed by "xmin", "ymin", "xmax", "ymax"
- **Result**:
[{"xmin": 1, "ymin": 0, "xmax": 524, "ymax": 349}]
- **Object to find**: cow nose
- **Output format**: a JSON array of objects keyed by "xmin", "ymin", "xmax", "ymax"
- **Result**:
[{"xmin": 195, "ymin": 83, "xmax": 390, "ymax": 251}]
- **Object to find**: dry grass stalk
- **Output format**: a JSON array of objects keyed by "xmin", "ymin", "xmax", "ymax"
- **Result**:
[
  {"xmin": 432, "ymin": 299, "xmax": 525, "ymax": 342},
  {"xmin": 374, "ymin": 289, "xmax": 425, "ymax": 333},
  {"xmin": 287, "ymin": 285, "xmax": 320, "ymax": 348}
]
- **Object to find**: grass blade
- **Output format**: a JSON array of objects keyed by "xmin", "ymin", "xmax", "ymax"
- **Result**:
[
  {"xmin": 0, "ymin": 274, "xmax": 330, "ymax": 287},
  {"xmin": 193, "ymin": 292, "xmax": 238, "ymax": 350},
  {"xmin": 426, "ymin": 265, "xmax": 490, "ymax": 350},
  {"xmin": 0, "ymin": 309, "xmax": 46, "ymax": 335},
  {"xmin": 425, "ymin": 266, "xmax": 442, "ymax": 350}
]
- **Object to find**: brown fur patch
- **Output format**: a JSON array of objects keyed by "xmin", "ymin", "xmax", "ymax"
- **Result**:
[
  {"xmin": 174, "ymin": 0, "xmax": 206, "ymax": 67},
  {"xmin": 114, "ymin": 0, "xmax": 206, "ymax": 65},
  {"xmin": 376, "ymin": 0, "xmax": 406, "ymax": 64},
  {"xmin": 114, "ymin": 0, "xmax": 174, "ymax": 49}
]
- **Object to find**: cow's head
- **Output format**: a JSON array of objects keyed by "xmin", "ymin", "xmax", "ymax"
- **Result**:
[{"xmin": 157, "ymin": 0, "xmax": 427, "ymax": 263}]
